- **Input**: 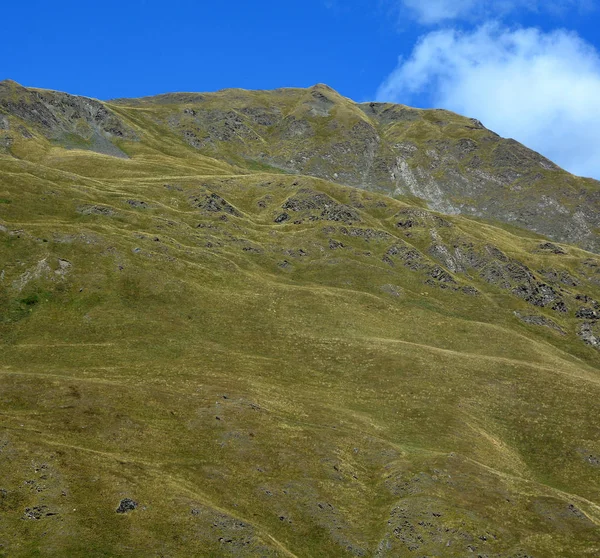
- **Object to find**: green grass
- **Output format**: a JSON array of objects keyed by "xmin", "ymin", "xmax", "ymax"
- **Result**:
[
  {"xmin": 0, "ymin": 82, "xmax": 599, "ymax": 557},
  {"xmin": 243, "ymin": 158, "xmax": 291, "ymax": 174}
]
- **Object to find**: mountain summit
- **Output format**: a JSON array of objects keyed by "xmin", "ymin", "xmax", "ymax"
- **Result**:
[{"xmin": 0, "ymin": 82, "xmax": 599, "ymax": 556}]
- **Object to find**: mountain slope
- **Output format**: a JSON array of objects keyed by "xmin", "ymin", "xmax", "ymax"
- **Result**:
[
  {"xmin": 3, "ymin": 80, "xmax": 600, "ymax": 253},
  {"xmin": 117, "ymin": 82, "xmax": 600, "ymax": 253},
  {"xmin": 0, "ymin": 81, "xmax": 599, "ymax": 557}
]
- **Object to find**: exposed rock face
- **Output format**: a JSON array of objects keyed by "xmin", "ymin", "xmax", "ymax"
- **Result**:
[
  {"xmin": 514, "ymin": 311, "xmax": 565, "ymax": 334},
  {"xmin": 578, "ymin": 322, "xmax": 600, "ymax": 348},
  {"xmin": 0, "ymin": 79, "xmax": 136, "ymax": 158}
]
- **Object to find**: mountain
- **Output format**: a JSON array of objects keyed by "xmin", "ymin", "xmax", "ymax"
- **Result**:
[
  {"xmin": 3, "ymin": 79, "xmax": 600, "ymax": 253},
  {"xmin": 0, "ymin": 80, "xmax": 599, "ymax": 557}
]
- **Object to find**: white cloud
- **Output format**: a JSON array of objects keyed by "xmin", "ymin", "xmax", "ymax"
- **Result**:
[
  {"xmin": 376, "ymin": 25, "xmax": 600, "ymax": 178},
  {"xmin": 401, "ymin": 0, "xmax": 477, "ymax": 24},
  {"xmin": 399, "ymin": 0, "xmax": 595, "ymax": 25}
]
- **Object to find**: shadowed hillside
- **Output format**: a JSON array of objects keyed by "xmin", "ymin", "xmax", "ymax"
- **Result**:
[{"xmin": 0, "ymin": 81, "xmax": 599, "ymax": 557}]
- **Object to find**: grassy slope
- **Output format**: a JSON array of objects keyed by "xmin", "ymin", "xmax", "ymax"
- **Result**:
[
  {"xmin": 0, "ymin": 87, "xmax": 599, "ymax": 557},
  {"xmin": 106, "ymin": 84, "xmax": 600, "ymax": 254}
]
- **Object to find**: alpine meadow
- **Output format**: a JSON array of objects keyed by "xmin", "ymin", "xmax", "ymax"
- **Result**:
[{"xmin": 0, "ymin": 79, "xmax": 599, "ymax": 556}]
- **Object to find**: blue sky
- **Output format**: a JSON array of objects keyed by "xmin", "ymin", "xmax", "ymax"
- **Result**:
[{"xmin": 3, "ymin": 0, "xmax": 600, "ymax": 177}]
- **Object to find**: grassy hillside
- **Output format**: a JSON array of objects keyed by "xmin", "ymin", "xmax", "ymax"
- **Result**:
[{"xmin": 0, "ymin": 82, "xmax": 599, "ymax": 556}]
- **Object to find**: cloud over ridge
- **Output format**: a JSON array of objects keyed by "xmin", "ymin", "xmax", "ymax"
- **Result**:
[{"xmin": 377, "ymin": 24, "xmax": 600, "ymax": 178}]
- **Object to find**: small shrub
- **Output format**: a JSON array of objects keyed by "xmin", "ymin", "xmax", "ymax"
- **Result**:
[{"xmin": 20, "ymin": 294, "xmax": 39, "ymax": 306}]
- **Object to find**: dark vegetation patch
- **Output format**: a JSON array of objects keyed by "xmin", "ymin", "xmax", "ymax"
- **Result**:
[{"xmin": 0, "ymin": 290, "xmax": 51, "ymax": 324}]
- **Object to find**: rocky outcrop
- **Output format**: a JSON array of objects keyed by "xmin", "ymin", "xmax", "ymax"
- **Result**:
[
  {"xmin": 279, "ymin": 188, "xmax": 361, "ymax": 224},
  {"xmin": 0, "ymin": 79, "xmax": 135, "ymax": 157}
]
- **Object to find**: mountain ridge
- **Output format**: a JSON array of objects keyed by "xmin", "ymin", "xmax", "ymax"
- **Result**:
[{"xmin": 2, "ymin": 79, "xmax": 599, "ymax": 254}]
